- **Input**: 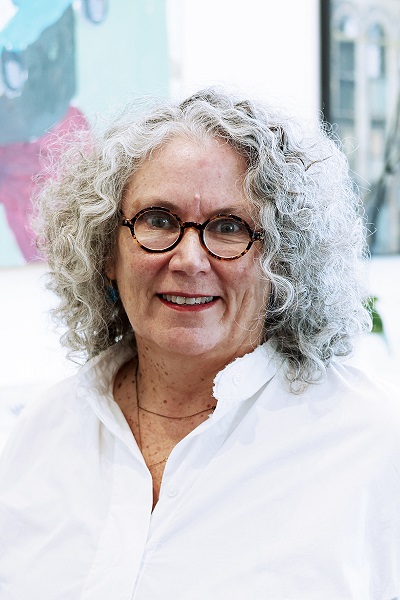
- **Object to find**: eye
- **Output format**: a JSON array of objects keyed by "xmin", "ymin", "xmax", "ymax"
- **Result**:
[
  {"xmin": 217, "ymin": 220, "xmax": 241, "ymax": 234},
  {"xmin": 142, "ymin": 210, "xmax": 177, "ymax": 230},
  {"xmin": 208, "ymin": 217, "xmax": 247, "ymax": 236},
  {"xmin": 148, "ymin": 215, "xmax": 171, "ymax": 229}
]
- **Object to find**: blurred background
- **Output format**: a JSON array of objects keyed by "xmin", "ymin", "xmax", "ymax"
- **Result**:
[{"xmin": 0, "ymin": 0, "xmax": 399, "ymax": 451}]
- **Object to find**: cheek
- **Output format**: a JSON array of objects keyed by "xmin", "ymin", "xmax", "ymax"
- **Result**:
[
  {"xmin": 115, "ymin": 249, "xmax": 167, "ymax": 300},
  {"xmin": 244, "ymin": 268, "xmax": 269, "ymax": 313},
  {"xmin": 228, "ymin": 259, "xmax": 266, "ymax": 298}
]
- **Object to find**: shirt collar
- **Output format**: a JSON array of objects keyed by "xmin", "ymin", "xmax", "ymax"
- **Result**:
[
  {"xmin": 76, "ymin": 341, "xmax": 136, "ymax": 447},
  {"xmin": 76, "ymin": 339, "xmax": 283, "ymax": 441},
  {"xmin": 213, "ymin": 340, "xmax": 283, "ymax": 404}
]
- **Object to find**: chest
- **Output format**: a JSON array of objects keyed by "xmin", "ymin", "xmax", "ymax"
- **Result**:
[{"xmin": 6, "ymin": 404, "xmax": 398, "ymax": 600}]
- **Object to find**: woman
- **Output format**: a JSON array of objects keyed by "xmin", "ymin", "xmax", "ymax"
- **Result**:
[{"xmin": 1, "ymin": 88, "xmax": 399, "ymax": 599}]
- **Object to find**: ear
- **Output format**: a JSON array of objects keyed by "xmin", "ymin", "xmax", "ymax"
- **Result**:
[{"xmin": 105, "ymin": 256, "xmax": 116, "ymax": 281}]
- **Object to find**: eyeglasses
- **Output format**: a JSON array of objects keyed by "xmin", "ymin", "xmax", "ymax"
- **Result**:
[{"xmin": 121, "ymin": 206, "xmax": 264, "ymax": 260}]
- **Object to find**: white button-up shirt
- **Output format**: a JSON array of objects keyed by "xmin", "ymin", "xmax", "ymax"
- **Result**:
[{"xmin": 1, "ymin": 341, "xmax": 400, "ymax": 599}]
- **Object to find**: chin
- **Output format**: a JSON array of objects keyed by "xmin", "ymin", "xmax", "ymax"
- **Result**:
[{"xmin": 157, "ymin": 329, "xmax": 225, "ymax": 358}]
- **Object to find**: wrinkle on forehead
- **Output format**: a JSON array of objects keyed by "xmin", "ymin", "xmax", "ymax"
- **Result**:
[{"xmin": 193, "ymin": 193, "xmax": 202, "ymax": 214}]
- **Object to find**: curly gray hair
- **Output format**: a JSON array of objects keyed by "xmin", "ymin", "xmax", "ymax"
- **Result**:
[{"xmin": 34, "ymin": 87, "xmax": 371, "ymax": 387}]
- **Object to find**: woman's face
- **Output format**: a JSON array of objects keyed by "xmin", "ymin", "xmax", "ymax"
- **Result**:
[{"xmin": 107, "ymin": 135, "xmax": 269, "ymax": 363}]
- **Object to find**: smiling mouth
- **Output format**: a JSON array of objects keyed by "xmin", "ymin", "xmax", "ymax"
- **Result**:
[{"xmin": 160, "ymin": 294, "xmax": 216, "ymax": 305}]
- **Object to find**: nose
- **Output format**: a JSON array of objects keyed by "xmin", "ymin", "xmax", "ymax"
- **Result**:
[{"xmin": 168, "ymin": 227, "xmax": 211, "ymax": 275}]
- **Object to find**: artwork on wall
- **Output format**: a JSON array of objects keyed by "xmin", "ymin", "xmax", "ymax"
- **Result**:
[
  {"xmin": 321, "ymin": 0, "xmax": 400, "ymax": 255},
  {"xmin": 0, "ymin": 0, "xmax": 169, "ymax": 267}
]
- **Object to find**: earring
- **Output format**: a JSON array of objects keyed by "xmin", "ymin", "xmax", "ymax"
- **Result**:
[{"xmin": 107, "ymin": 278, "xmax": 118, "ymax": 303}]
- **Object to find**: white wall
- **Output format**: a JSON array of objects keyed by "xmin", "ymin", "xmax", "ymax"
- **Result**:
[
  {"xmin": 0, "ymin": 263, "xmax": 78, "ymax": 453},
  {"xmin": 0, "ymin": 264, "xmax": 77, "ymax": 390},
  {"xmin": 168, "ymin": 0, "xmax": 321, "ymax": 124}
]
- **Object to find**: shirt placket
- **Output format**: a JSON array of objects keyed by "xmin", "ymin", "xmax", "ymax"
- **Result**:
[{"xmin": 130, "ymin": 398, "xmax": 245, "ymax": 596}]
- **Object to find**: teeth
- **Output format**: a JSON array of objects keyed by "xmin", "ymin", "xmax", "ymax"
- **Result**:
[{"xmin": 162, "ymin": 294, "xmax": 215, "ymax": 305}]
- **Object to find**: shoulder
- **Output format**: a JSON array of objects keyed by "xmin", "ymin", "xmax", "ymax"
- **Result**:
[
  {"xmin": 305, "ymin": 360, "xmax": 400, "ymax": 445},
  {"xmin": 0, "ymin": 374, "xmax": 82, "ymax": 472},
  {"xmin": 325, "ymin": 359, "xmax": 399, "ymax": 404},
  {"xmin": 263, "ymin": 355, "xmax": 400, "ymax": 454},
  {"xmin": 0, "ymin": 342, "xmax": 132, "ymax": 470}
]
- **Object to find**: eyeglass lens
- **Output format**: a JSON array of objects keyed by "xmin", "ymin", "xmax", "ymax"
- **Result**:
[{"xmin": 134, "ymin": 208, "xmax": 252, "ymax": 258}]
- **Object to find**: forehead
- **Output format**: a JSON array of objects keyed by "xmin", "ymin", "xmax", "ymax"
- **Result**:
[{"xmin": 123, "ymin": 135, "xmax": 251, "ymax": 217}]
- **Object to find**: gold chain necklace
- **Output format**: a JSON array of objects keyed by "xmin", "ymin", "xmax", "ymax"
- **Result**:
[
  {"xmin": 138, "ymin": 403, "xmax": 217, "ymax": 419},
  {"xmin": 135, "ymin": 362, "xmax": 216, "ymax": 468}
]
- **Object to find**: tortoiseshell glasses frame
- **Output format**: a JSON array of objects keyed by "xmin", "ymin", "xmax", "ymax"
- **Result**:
[{"xmin": 121, "ymin": 206, "xmax": 265, "ymax": 261}]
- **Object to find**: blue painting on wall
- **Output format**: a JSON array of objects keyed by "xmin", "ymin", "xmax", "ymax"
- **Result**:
[{"xmin": 0, "ymin": 0, "xmax": 169, "ymax": 266}]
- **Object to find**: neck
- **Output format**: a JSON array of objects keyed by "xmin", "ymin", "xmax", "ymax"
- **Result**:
[{"xmin": 134, "ymin": 341, "xmax": 225, "ymax": 417}]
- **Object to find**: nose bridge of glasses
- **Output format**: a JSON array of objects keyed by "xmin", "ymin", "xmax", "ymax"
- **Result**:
[
  {"xmin": 181, "ymin": 221, "xmax": 203, "ymax": 233},
  {"xmin": 179, "ymin": 221, "xmax": 207, "ymax": 250}
]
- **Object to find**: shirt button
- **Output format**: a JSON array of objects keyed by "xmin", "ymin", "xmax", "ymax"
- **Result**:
[
  {"xmin": 167, "ymin": 485, "xmax": 179, "ymax": 498},
  {"xmin": 232, "ymin": 373, "xmax": 243, "ymax": 386}
]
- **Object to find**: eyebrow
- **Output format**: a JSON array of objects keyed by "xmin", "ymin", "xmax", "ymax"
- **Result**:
[{"xmin": 130, "ymin": 198, "xmax": 249, "ymax": 218}]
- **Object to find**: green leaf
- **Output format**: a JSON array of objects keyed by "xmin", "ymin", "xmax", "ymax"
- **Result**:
[{"xmin": 365, "ymin": 296, "xmax": 384, "ymax": 334}]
